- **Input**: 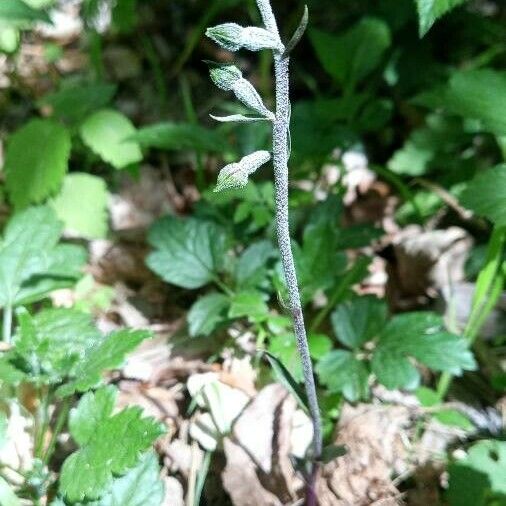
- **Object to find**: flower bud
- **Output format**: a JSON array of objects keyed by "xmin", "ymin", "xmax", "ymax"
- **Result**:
[
  {"xmin": 231, "ymin": 79, "xmax": 274, "ymax": 120},
  {"xmin": 206, "ymin": 23, "xmax": 284, "ymax": 52},
  {"xmin": 209, "ymin": 65, "xmax": 242, "ymax": 91},
  {"xmin": 215, "ymin": 151, "xmax": 271, "ymax": 192}
]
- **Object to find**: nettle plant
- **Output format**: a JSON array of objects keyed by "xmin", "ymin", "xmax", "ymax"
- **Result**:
[{"xmin": 0, "ymin": 207, "xmax": 165, "ymax": 505}]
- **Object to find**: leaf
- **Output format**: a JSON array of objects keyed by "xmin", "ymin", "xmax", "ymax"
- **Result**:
[
  {"xmin": 432, "ymin": 70, "xmax": 506, "ymax": 136},
  {"xmin": 0, "ymin": 26, "xmax": 20, "ymax": 54},
  {"xmin": 131, "ymin": 122, "xmax": 228, "ymax": 152},
  {"xmin": 39, "ymin": 83, "xmax": 116, "ymax": 123},
  {"xmin": 235, "ymin": 240, "xmax": 275, "ymax": 289},
  {"xmin": 0, "ymin": 0, "xmax": 51, "ymax": 25},
  {"xmin": 80, "ymin": 109, "xmax": 142, "ymax": 169},
  {"xmin": 229, "ymin": 290, "xmax": 269, "ymax": 321},
  {"xmin": 331, "ymin": 296, "xmax": 388, "ymax": 349},
  {"xmin": 59, "ymin": 387, "xmax": 164, "ymax": 503},
  {"xmin": 434, "ymin": 409, "xmax": 474, "ymax": 430},
  {"xmin": 309, "ymin": 19, "xmax": 391, "ymax": 89},
  {"xmin": 316, "ymin": 350, "xmax": 369, "ymax": 402},
  {"xmin": 57, "ymin": 329, "xmax": 152, "ymax": 397},
  {"xmin": 416, "ymin": 0, "xmax": 468, "ymax": 36},
  {"xmin": 187, "ymin": 292, "xmax": 229, "ymax": 337},
  {"xmin": 372, "ymin": 312, "xmax": 476, "ymax": 390},
  {"xmin": 51, "ymin": 173, "xmax": 109, "ymax": 239},
  {"xmin": 88, "ymin": 452, "xmax": 164, "ymax": 506},
  {"xmin": 262, "ymin": 351, "xmax": 308, "ymax": 412},
  {"xmin": 461, "ymin": 165, "xmax": 506, "ymax": 226},
  {"xmin": 269, "ymin": 333, "xmax": 332, "ymax": 382},
  {"xmin": 4, "ymin": 119, "xmax": 71, "ymax": 209},
  {"xmin": 147, "ymin": 216, "xmax": 228, "ymax": 289},
  {"xmin": 13, "ymin": 307, "xmax": 102, "ymax": 383},
  {"xmin": 0, "ymin": 356, "xmax": 25, "ymax": 385},
  {"xmin": 0, "ymin": 206, "xmax": 83, "ymax": 308},
  {"xmin": 319, "ymin": 444, "xmax": 347, "ymax": 464},
  {"xmin": 448, "ymin": 440, "xmax": 506, "ymax": 506}
]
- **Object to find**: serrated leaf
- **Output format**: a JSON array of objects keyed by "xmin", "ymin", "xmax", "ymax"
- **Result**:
[
  {"xmin": 235, "ymin": 240, "xmax": 275, "ymax": 289},
  {"xmin": 147, "ymin": 216, "xmax": 228, "ymax": 289},
  {"xmin": 372, "ymin": 312, "xmax": 476, "ymax": 390},
  {"xmin": 57, "ymin": 329, "xmax": 152, "ymax": 396},
  {"xmin": 331, "ymin": 296, "xmax": 387, "ymax": 349},
  {"xmin": 309, "ymin": 19, "xmax": 391, "ymax": 89},
  {"xmin": 39, "ymin": 83, "xmax": 117, "ymax": 123},
  {"xmin": 59, "ymin": 387, "xmax": 165, "ymax": 502},
  {"xmin": 0, "ymin": 206, "xmax": 84, "ymax": 308},
  {"xmin": 4, "ymin": 119, "xmax": 71, "ymax": 209},
  {"xmin": 0, "ymin": 0, "xmax": 51, "ymax": 25},
  {"xmin": 51, "ymin": 173, "xmax": 109, "ymax": 239},
  {"xmin": 80, "ymin": 109, "xmax": 142, "ymax": 169},
  {"xmin": 269, "ymin": 333, "xmax": 332, "ymax": 382},
  {"xmin": 131, "ymin": 122, "xmax": 228, "ymax": 152},
  {"xmin": 229, "ymin": 290, "xmax": 269, "ymax": 321},
  {"xmin": 187, "ymin": 292, "xmax": 229, "ymax": 337},
  {"xmin": 416, "ymin": 0, "xmax": 468, "ymax": 36},
  {"xmin": 316, "ymin": 350, "xmax": 369, "ymax": 402},
  {"xmin": 461, "ymin": 165, "xmax": 506, "ymax": 227}
]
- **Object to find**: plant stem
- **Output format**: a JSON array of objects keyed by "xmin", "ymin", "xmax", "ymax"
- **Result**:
[
  {"xmin": 3, "ymin": 304, "xmax": 12, "ymax": 343},
  {"xmin": 272, "ymin": 53, "xmax": 322, "ymax": 502}
]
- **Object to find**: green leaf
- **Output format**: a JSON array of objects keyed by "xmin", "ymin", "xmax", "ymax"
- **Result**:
[
  {"xmin": 309, "ymin": 19, "xmax": 391, "ymax": 89},
  {"xmin": 131, "ymin": 122, "xmax": 228, "ymax": 152},
  {"xmin": 0, "ymin": 357, "xmax": 24, "ymax": 386},
  {"xmin": 316, "ymin": 350, "xmax": 369, "ymax": 402},
  {"xmin": 269, "ymin": 333, "xmax": 332, "ymax": 382},
  {"xmin": 319, "ymin": 444, "xmax": 347, "ymax": 464},
  {"xmin": 434, "ymin": 409, "xmax": 474, "ymax": 430},
  {"xmin": 147, "ymin": 216, "xmax": 228, "ymax": 289},
  {"xmin": 0, "ymin": 0, "xmax": 51, "ymax": 25},
  {"xmin": 57, "ymin": 329, "xmax": 152, "ymax": 397},
  {"xmin": 461, "ymin": 165, "xmax": 506, "ymax": 227},
  {"xmin": 59, "ymin": 387, "xmax": 165, "ymax": 503},
  {"xmin": 13, "ymin": 307, "xmax": 102, "ymax": 383},
  {"xmin": 331, "ymin": 296, "xmax": 387, "ymax": 349},
  {"xmin": 4, "ymin": 119, "xmax": 71, "ymax": 209},
  {"xmin": 235, "ymin": 240, "xmax": 275, "ymax": 289},
  {"xmin": 372, "ymin": 312, "xmax": 476, "ymax": 390},
  {"xmin": 0, "ymin": 25, "xmax": 20, "ymax": 54},
  {"xmin": 434, "ymin": 70, "xmax": 506, "ymax": 136},
  {"xmin": 416, "ymin": 0, "xmax": 468, "ymax": 36},
  {"xmin": 39, "ymin": 83, "xmax": 117, "ymax": 123},
  {"xmin": 229, "ymin": 290, "xmax": 269, "ymax": 321},
  {"xmin": 0, "ymin": 206, "xmax": 84, "ymax": 308},
  {"xmin": 80, "ymin": 109, "xmax": 142, "ymax": 169},
  {"xmin": 448, "ymin": 440, "xmax": 506, "ymax": 506},
  {"xmin": 88, "ymin": 452, "xmax": 164, "ymax": 506},
  {"xmin": 187, "ymin": 292, "xmax": 229, "ymax": 337},
  {"xmin": 51, "ymin": 173, "xmax": 109, "ymax": 239}
]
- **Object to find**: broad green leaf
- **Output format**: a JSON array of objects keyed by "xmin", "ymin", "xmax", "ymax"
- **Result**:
[
  {"xmin": 309, "ymin": 19, "xmax": 391, "ymax": 89},
  {"xmin": 331, "ymin": 296, "xmax": 387, "ymax": 349},
  {"xmin": 269, "ymin": 333, "xmax": 332, "ymax": 382},
  {"xmin": 0, "ymin": 206, "xmax": 84, "ymax": 308},
  {"xmin": 235, "ymin": 240, "xmax": 275, "ymax": 289},
  {"xmin": 80, "ymin": 109, "xmax": 142, "ymax": 169},
  {"xmin": 316, "ymin": 350, "xmax": 369, "ymax": 402},
  {"xmin": 4, "ymin": 119, "xmax": 71, "ymax": 209},
  {"xmin": 0, "ymin": 357, "xmax": 24, "ymax": 386},
  {"xmin": 40, "ymin": 83, "xmax": 116, "ymax": 123},
  {"xmin": 187, "ymin": 292, "xmax": 229, "ymax": 337},
  {"xmin": 461, "ymin": 165, "xmax": 506, "ymax": 227},
  {"xmin": 131, "ymin": 122, "xmax": 228, "ymax": 152},
  {"xmin": 51, "ymin": 173, "xmax": 109, "ymax": 239},
  {"xmin": 372, "ymin": 312, "xmax": 476, "ymax": 390},
  {"xmin": 59, "ymin": 387, "xmax": 164, "ymax": 503},
  {"xmin": 13, "ymin": 307, "xmax": 101, "ymax": 383},
  {"xmin": 434, "ymin": 409, "xmax": 474, "ymax": 430},
  {"xmin": 147, "ymin": 216, "xmax": 228, "ymax": 289},
  {"xmin": 431, "ymin": 70, "xmax": 506, "ymax": 136},
  {"xmin": 57, "ymin": 329, "xmax": 152, "ymax": 396},
  {"xmin": 0, "ymin": 477, "xmax": 20, "ymax": 506},
  {"xmin": 0, "ymin": 0, "xmax": 51, "ymax": 25},
  {"xmin": 448, "ymin": 440, "xmax": 506, "ymax": 506},
  {"xmin": 416, "ymin": 0, "xmax": 468, "ymax": 36},
  {"xmin": 0, "ymin": 25, "xmax": 20, "ymax": 54},
  {"xmin": 228, "ymin": 290, "xmax": 269, "ymax": 321},
  {"xmin": 88, "ymin": 452, "xmax": 164, "ymax": 506}
]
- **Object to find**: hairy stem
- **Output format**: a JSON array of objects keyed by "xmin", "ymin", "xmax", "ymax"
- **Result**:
[{"xmin": 272, "ymin": 52, "xmax": 322, "ymax": 499}]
